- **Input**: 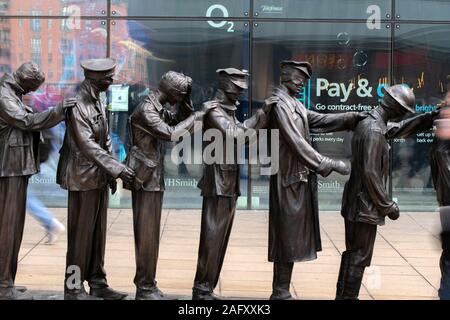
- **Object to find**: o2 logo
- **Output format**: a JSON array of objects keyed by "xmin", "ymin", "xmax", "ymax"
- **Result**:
[{"xmin": 206, "ymin": 4, "xmax": 235, "ymax": 33}]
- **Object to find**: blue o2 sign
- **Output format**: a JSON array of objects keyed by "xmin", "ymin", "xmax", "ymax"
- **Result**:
[{"xmin": 206, "ymin": 4, "xmax": 235, "ymax": 32}]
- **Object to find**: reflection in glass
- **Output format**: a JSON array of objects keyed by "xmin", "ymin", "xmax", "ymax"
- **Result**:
[
  {"xmin": 254, "ymin": 0, "xmax": 391, "ymax": 20},
  {"xmin": 392, "ymin": 24, "xmax": 450, "ymax": 211},
  {"xmin": 396, "ymin": 0, "xmax": 450, "ymax": 21},
  {"xmin": 111, "ymin": 0, "xmax": 249, "ymax": 17},
  {"xmin": 0, "ymin": 0, "xmax": 107, "ymax": 16},
  {"xmin": 0, "ymin": 18, "xmax": 107, "ymax": 207},
  {"xmin": 110, "ymin": 20, "xmax": 250, "ymax": 208},
  {"xmin": 252, "ymin": 22, "xmax": 391, "ymax": 210}
]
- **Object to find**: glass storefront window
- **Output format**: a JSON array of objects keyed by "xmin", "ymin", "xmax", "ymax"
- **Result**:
[
  {"xmin": 252, "ymin": 21, "xmax": 391, "ymax": 210},
  {"xmin": 253, "ymin": 0, "xmax": 391, "ymax": 20},
  {"xmin": 111, "ymin": 0, "xmax": 250, "ymax": 17},
  {"xmin": 110, "ymin": 19, "xmax": 250, "ymax": 208},
  {"xmin": 0, "ymin": 18, "xmax": 108, "ymax": 206},
  {"xmin": 392, "ymin": 23, "xmax": 450, "ymax": 211},
  {"xmin": 396, "ymin": 0, "xmax": 450, "ymax": 21},
  {"xmin": 0, "ymin": 0, "xmax": 107, "ymax": 16},
  {"xmin": 2, "ymin": 1, "xmax": 450, "ymax": 211}
]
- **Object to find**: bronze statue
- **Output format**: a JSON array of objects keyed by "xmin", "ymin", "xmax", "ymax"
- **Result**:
[
  {"xmin": 265, "ymin": 60, "xmax": 368, "ymax": 300},
  {"xmin": 125, "ymin": 71, "xmax": 208, "ymax": 300},
  {"xmin": 192, "ymin": 68, "xmax": 270, "ymax": 300},
  {"xmin": 56, "ymin": 58, "xmax": 135, "ymax": 300},
  {"xmin": 337, "ymin": 85, "xmax": 439, "ymax": 300},
  {"xmin": 0, "ymin": 62, "xmax": 75, "ymax": 300}
]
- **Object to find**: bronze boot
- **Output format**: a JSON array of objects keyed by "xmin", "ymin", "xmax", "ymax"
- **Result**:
[
  {"xmin": 270, "ymin": 262, "xmax": 295, "ymax": 300},
  {"xmin": 341, "ymin": 265, "xmax": 365, "ymax": 300}
]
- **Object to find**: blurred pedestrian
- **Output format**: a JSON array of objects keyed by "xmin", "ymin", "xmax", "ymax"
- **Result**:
[{"xmin": 27, "ymin": 188, "xmax": 65, "ymax": 245}]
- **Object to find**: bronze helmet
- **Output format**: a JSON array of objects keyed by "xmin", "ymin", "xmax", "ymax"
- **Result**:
[{"xmin": 382, "ymin": 84, "xmax": 416, "ymax": 114}]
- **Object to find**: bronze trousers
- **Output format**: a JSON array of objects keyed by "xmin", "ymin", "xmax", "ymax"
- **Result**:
[
  {"xmin": 343, "ymin": 219, "xmax": 377, "ymax": 267},
  {"xmin": 64, "ymin": 188, "xmax": 108, "ymax": 293},
  {"xmin": 0, "ymin": 177, "xmax": 28, "ymax": 289},
  {"xmin": 132, "ymin": 190, "xmax": 163, "ymax": 291},
  {"xmin": 193, "ymin": 195, "xmax": 237, "ymax": 294}
]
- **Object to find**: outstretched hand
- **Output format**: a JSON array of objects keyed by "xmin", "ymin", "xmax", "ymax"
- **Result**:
[
  {"xmin": 119, "ymin": 167, "xmax": 135, "ymax": 186},
  {"xmin": 62, "ymin": 97, "xmax": 77, "ymax": 110},
  {"xmin": 109, "ymin": 178, "xmax": 117, "ymax": 195},
  {"xmin": 387, "ymin": 202, "xmax": 400, "ymax": 220},
  {"xmin": 262, "ymin": 96, "xmax": 279, "ymax": 113},
  {"xmin": 201, "ymin": 101, "xmax": 219, "ymax": 114},
  {"xmin": 356, "ymin": 111, "xmax": 370, "ymax": 122},
  {"xmin": 331, "ymin": 160, "xmax": 351, "ymax": 176}
]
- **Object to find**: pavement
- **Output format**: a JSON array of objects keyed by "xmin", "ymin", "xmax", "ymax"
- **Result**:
[{"xmin": 16, "ymin": 209, "xmax": 443, "ymax": 300}]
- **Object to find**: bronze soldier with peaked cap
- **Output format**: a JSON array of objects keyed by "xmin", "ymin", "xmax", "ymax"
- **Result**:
[
  {"xmin": 126, "ymin": 71, "xmax": 210, "ymax": 300},
  {"xmin": 265, "ymin": 60, "xmax": 368, "ymax": 300},
  {"xmin": 337, "ymin": 84, "xmax": 440, "ymax": 299},
  {"xmin": 192, "ymin": 68, "xmax": 270, "ymax": 300},
  {"xmin": 57, "ymin": 58, "xmax": 135, "ymax": 300},
  {"xmin": 0, "ymin": 62, "xmax": 76, "ymax": 300}
]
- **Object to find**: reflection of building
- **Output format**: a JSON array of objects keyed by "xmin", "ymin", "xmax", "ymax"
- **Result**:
[
  {"xmin": 2, "ymin": 0, "xmax": 107, "ymax": 105},
  {"xmin": 5, "ymin": 1, "xmax": 107, "ymax": 86},
  {"xmin": 0, "ymin": 1, "xmax": 11, "ymax": 74},
  {"xmin": 2, "ymin": 0, "xmax": 450, "ymax": 211},
  {"xmin": 8, "ymin": 1, "xmax": 63, "ymax": 82},
  {"xmin": 111, "ymin": 3, "xmax": 150, "ymax": 85}
]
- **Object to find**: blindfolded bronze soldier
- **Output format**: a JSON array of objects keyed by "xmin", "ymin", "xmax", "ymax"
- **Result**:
[
  {"xmin": 126, "ymin": 71, "xmax": 208, "ymax": 300},
  {"xmin": 0, "ymin": 62, "xmax": 75, "ymax": 300},
  {"xmin": 337, "ymin": 85, "xmax": 439, "ymax": 299},
  {"xmin": 57, "ymin": 58, "xmax": 135, "ymax": 300},
  {"xmin": 192, "ymin": 68, "xmax": 270, "ymax": 300}
]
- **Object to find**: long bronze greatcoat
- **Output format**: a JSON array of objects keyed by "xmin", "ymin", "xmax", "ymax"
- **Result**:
[{"xmin": 267, "ymin": 86, "xmax": 362, "ymax": 263}]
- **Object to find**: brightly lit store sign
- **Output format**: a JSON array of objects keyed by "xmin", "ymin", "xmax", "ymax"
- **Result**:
[{"xmin": 300, "ymin": 79, "xmax": 437, "ymax": 113}]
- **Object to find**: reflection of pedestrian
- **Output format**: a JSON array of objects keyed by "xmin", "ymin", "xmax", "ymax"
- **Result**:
[
  {"xmin": 27, "ymin": 189, "xmax": 65, "ymax": 245},
  {"xmin": 432, "ymin": 89, "xmax": 450, "ymax": 300},
  {"xmin": 27, "ymin": 126, "xmax": 65, "ymax": 245},
  {"xmin": 431, "ymin": 138, "xmax": 450, "ymax": 210},
  {"xmin": 433, "ymin": 92, "xmax": 450, "ymax": 209}
]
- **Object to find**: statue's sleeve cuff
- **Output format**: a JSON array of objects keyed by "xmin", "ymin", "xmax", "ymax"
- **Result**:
[
  {"xmin": 379, "ymin": 201, "xmax": 396, "ymax": 217},
  {"xmin": 110, "ymin": 163, "xmax": 126, "ymax": 179},
  {"xmin": 316, "ymin": 157, "xmax": 333, "ymax": 177}
]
